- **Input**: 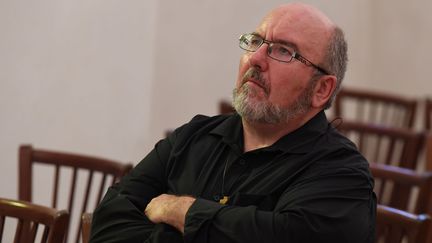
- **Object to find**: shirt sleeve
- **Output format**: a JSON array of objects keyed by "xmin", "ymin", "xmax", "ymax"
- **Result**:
[
  {"xmin": 90, "ymin": 134, "xmax": 183, "ymax": 243},
  {"xmin": 183, "ymin": 165, "xmax": 376, "ymax": 243}
]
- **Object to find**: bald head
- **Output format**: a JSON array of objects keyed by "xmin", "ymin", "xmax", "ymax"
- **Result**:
[
  {"xmin": 258, "ymin": 3, "xmax": 348, "ymax": 109},
  {"xmin": 258, "ymin": 3, "xmax": 336, "ymax": 63},
  {"xmin": 269, "ymin": 3, "xmax": 335, "ymax": 29}
]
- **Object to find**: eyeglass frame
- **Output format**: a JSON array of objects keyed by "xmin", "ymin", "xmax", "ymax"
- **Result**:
[{"xmin": 239, "ymin": 33, "xmax": 330, "ymax": 75}]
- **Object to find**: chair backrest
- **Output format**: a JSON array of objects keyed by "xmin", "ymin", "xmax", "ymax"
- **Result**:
[
  {"xmin": 426, "ymin": 134, "xmax": 432, "ymax": 172},
  {"xmin": 334, "ymin": 87, "xmax": 417, "ymax": 128},
  {"xmin": 423, "ymin": 133, "xmax": 432, "ymax": 243},
  {"xmin": 0, "ymin": 197, "xmax": 69, "ymax": 243},
  {"xmin": 425, "ymin": 98, "xmax": 432, "ymax": 131},
  {"xmin": 370, "ymin": 163, "xmax": 432, "ymax": 215},
  {"xmin": 219, "ymin": 100, "xmax": 235, "ymax": 114},
  {"xmin": 18, "ymin": 144, "xmax": 134, "ymax": 243},
  {"xmin": 80, "ymin": 213, "xmax": 92, "ymax": 243},
  {"xmin": 336, "ymin": 121, "xmax": 424, "ymax": 169},
  {"xmin": 376, "ymin": 204, "xmax": 430, "ymax": 243}
]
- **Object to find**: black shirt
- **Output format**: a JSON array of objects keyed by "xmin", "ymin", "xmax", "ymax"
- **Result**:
[{"xmin": 90, "ymin": 111, "xmax": 376, "ymax": 243}]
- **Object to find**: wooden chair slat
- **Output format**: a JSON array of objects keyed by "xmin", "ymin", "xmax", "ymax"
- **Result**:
[{"xmin": 18, "ymin": 145, "xmax": 133, "ymax": 243}]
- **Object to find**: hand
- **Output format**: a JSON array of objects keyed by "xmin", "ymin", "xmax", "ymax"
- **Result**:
[{"xmin": 144, "ymin": 194, "xmax": 196, "ymax": 233}]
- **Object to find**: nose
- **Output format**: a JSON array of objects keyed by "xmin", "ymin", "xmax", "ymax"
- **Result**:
[{"xmin": 247, "ymin": 44, "xmax": 269, "ymax": 71}]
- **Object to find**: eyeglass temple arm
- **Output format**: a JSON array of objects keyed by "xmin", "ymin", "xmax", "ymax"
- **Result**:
[{"xmin": 294, "ymin": 53, "xmax": 329, "ymax": 75}]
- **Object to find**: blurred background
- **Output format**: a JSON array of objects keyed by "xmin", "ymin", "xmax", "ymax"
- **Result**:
[{"xmin": 1, "ymin": 0, "xmax": 431, "ymax": 202}]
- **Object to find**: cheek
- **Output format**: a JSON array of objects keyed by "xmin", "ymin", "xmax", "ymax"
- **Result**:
[
  {"xmin": 268, "ymin": 73, "xmax": 306, "ymax": 101},
  {"xmin": 236, "ymin": 55, "xmax": 250, "ymax": 87},
  {"xmin": 239, "ymin": 54, "xmax": 250, "ymax": 72}
]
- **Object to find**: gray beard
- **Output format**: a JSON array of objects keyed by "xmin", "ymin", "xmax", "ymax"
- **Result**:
[{"xmin": 232, "ymin": 82, "xmax": 313, "ymax": 124}]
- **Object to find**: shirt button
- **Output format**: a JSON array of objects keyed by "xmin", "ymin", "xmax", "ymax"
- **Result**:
[
  {"xmin": 238, "ymin": 159, "xmax": 246, "ymax": 166},
  {"xmin": 213, "ymin": 195, "xmax": 221, "ymax": 201}
]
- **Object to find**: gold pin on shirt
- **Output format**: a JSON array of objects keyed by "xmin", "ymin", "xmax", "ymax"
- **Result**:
[{"xmin": 219, "ymin": 196, "xmax": 229, "ymax": 205}]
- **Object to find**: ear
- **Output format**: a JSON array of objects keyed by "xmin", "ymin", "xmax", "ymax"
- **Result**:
[{"xmin": 311, "ymin": 75, "xmax": 337, "ymax": 108}]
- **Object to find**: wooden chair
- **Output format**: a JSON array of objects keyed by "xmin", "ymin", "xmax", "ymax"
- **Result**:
[
  {"xmin": 0, "ymin": 197, "xmax": 69, "ymax": 243},
  {"xmin": 425, "ymin": 98, "xmax": 432, "ymax": 131},
  {"xmin": 336, "ymin": 121, "xmax": 424, "ymax": 169},
  {"xmin": 376, "ymin": 204, "xmax": 430, "ymax": 243},
  {"xmin": 81, "ymin": 213, "xmax": 92, "ymax": 243},
  {"xmin": 370, "ymin": 163, "xmax": 432, "ymax": 215},
  {"xmin": 18, "ymin": 144, "xmax": 134, "ymax": 243},
  {"xmin": 334, "ymin": 87, "xmax": 417, "ymax": 128},
  {"xmin": 426, "ymin": 133, "xmax": 432, "ymax": 171},
  {"xmin": 219, "ymin": 100, "xmax": 235, "ymax": 114}
]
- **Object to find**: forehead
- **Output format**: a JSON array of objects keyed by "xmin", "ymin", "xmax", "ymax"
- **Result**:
[{"xmin": 256, "ymin": 5, "xmax": 333, "ymax": 59}]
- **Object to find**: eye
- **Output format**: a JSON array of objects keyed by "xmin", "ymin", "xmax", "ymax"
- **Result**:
[
  {"xmin": 247, "ymin": 35, "xmax": 262, "ymax": 48},
  {"xmin": 273, "ymin": 44, "xmax": 293, "ymax": 56},
  {"xmin": 250, "ymin": 39, "xmax": 261, "ymax": 46}
]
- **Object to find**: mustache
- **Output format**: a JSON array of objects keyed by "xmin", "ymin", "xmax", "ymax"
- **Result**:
[{"xmin": 241, "ymin": 68, "xmax": 270, "ymax": 94}]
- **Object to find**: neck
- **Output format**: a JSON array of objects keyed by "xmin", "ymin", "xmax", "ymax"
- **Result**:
[{"xmin": 242, "ymin": 110, "xmax": 320, "ymax": 152}]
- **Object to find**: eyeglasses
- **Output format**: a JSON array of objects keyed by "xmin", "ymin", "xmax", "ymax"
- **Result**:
[{"xmin": 239, "ymin": 33, "xmax": 330, "ymax": 75}]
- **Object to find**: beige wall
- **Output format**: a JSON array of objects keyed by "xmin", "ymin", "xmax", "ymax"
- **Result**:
[
  {"xmin": 369, "ymin": 0, "xmax": 432, "ymax": 96},
  {"xmin": 0, "ymin": 0, "xmax": 158, "ymax": 198},
  {"xmin": 0, "ymin": 0, "xmax": 431, "ymax": 226}
]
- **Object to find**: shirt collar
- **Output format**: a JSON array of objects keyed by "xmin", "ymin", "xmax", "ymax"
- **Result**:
[{"xmin": 210, "ymin": 111, "xmax": 330, "ymax": 154}]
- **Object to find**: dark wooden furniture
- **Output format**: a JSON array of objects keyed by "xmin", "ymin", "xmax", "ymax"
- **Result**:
[
  {"xmin": 0, "ymin": 197, "xmax": 69, "ymax": 243},
  {"xmin": 336, "ymin": 121, "xmax": 424, "ymax": 169},
  {"xmin": 425, "ymin": 98, "xmax": 432, "ymax": 131},
  {"xmin": 376, "ymin": 204, "xmax": 430, "ymax": 243},
  {"xmin": 423, "ymin": 134, "xmax": 432, "ymax": 242},
  {"xmin": 426, "ymin": 134, "xmax": 432, "ymax": 172},
  {"xmin": 18, "ymin": 144, "xmax": 134, "ymax": 243},
  {"xmin": 219, "ymin": 100, "xmax": 235, "ymax": 114},
  {"xmin": 370, "ymin": 163, "xmax": 432, "ymax": 215},
  {"xmin": 334, "ymin": 87, "xmax": 417, "ymax": 128},
  {"xmin": 81, "ymin": 213, "xmax": 92, "ymax": 243}
]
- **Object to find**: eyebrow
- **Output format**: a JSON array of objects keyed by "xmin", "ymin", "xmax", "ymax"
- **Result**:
[{"xmin": 252, "ymin": 31, "xmax": 300, "ymax": 52}]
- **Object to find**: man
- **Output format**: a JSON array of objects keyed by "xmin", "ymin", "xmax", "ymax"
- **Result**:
[{"xmin": 90, "ymin": 3, "xmax": 376, "ymax": 243}]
